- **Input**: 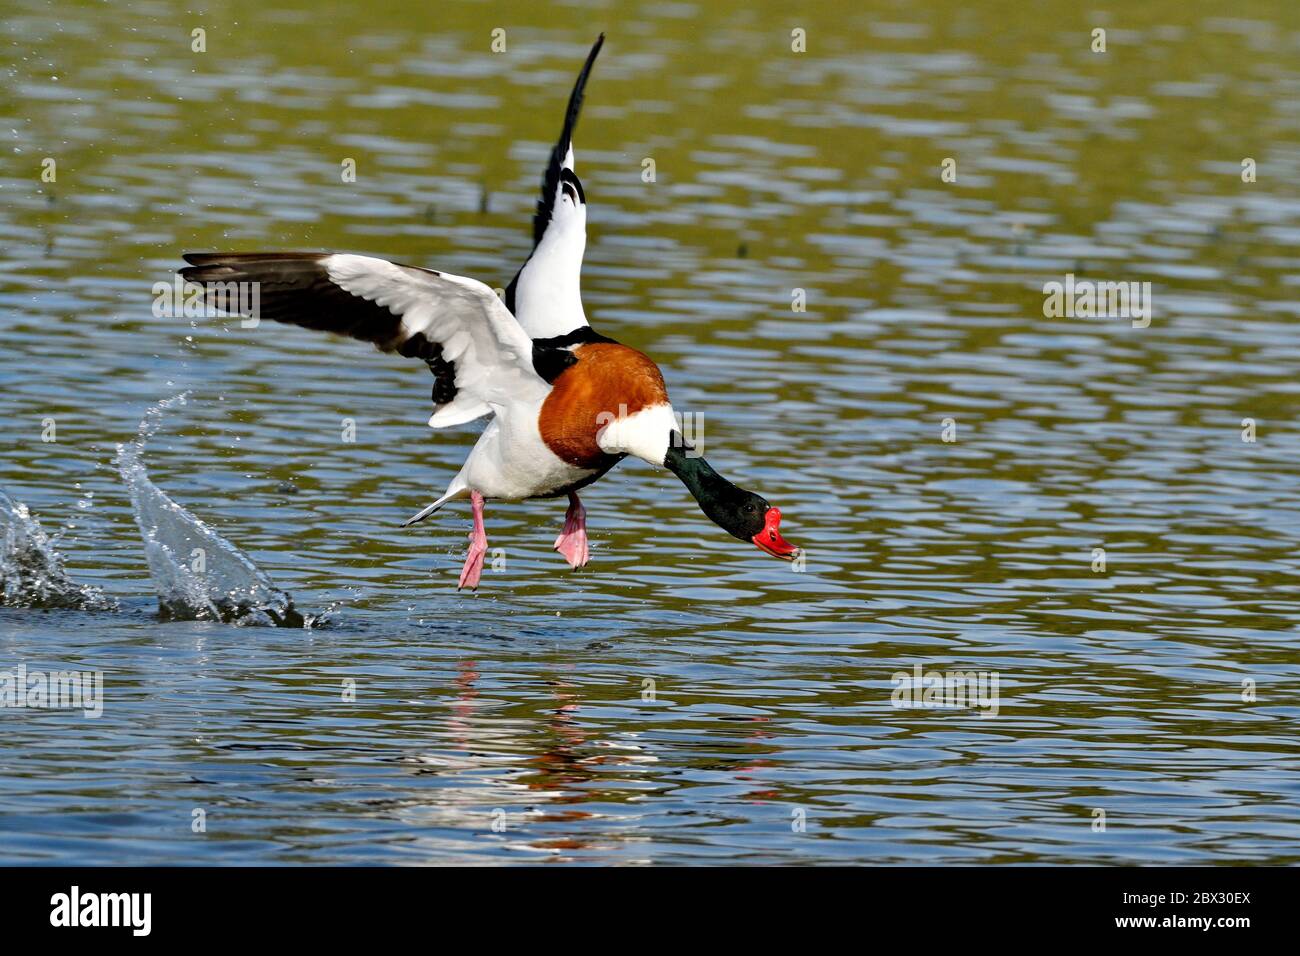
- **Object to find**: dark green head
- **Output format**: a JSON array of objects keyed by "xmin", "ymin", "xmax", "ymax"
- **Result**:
[{"xmin": 663, "ymin": 432, "xmax": 798, "ymax": 559}]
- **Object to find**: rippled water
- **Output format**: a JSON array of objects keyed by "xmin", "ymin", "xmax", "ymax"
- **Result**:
[{"xmin": 2, "ymin": 0, "xmax": 1299, "ymax": 864}]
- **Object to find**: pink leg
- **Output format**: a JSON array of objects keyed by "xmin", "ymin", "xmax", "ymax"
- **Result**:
[
  {"xmin": 458, "ymin": 491, "xmax": 488, "ymax": 590},
  {"xmin": 553, "ymin": 491, "xmax": 590, "ymax": 569}
]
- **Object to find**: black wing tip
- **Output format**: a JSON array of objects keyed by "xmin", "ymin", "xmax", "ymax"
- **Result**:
[
  {"xmin": 569, "ymin": 34, "xmax": 605, "ymax": 129},
  {"xmin": 529, "ymin": 35, "xmax": 606, "ymax": 246},
  {"xmin": 179, "ymin": 255, "xmax": 238, "ymax": 282},
  {"xmin": 179, "ymin": 252, "xmax": 334, "ymax": 281},
  {"xmin": 182, "ymin": 252, "xmax": 327, "ymax": 265}
]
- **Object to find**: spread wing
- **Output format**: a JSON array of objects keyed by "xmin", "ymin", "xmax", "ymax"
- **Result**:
[
  {"xmin": 504, "ymin": 34, "xmax": 604, "ymax": 340},
  {"xmin": 180, "ymin": 252, "xmax": 549, "ymax": 427}
]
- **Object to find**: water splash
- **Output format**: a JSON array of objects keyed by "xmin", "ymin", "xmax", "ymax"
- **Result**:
[
  {"xmin": 0, "ymin": 491, "xmax": 118, "ymax": 611},
  {"xmin": 115, "ymin": 393, "xmax": 313, "ymax": 627}
]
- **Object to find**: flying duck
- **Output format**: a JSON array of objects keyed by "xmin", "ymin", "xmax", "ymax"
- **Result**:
[{"xmin": 180, "ymin": 34, "xmax": 798, "ymax": 589}]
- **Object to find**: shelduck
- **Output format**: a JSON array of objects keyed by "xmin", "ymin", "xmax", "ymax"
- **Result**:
[{"xmin": 181, "ymin": 34, "xmax": 798, "ymax": 589}]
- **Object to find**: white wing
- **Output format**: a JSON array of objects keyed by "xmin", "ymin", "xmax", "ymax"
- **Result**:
[{"xmin": 180, "ymin": 252, "xmax": 548, "ymax": 428}]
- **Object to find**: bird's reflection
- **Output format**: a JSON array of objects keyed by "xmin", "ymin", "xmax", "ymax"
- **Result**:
[{"xmin": 395, "ymin": 659, "xmax": 659, "ymax": 860}]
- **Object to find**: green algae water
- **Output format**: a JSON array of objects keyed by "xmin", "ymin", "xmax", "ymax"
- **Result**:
[{"xmin": 0, "ymin": 0, "xmax": 1298, "ymax": 864}]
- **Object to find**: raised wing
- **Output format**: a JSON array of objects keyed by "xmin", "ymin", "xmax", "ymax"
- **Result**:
[
  {"xmin": 180, "ymin": 252, "xmax": 549, "ymax": 427},
  {"xmin": 504, "ymin": 34, "xmax": 604, "ymax": 340}
]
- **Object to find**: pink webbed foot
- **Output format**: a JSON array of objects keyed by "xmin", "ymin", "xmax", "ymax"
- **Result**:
[
  {"xmin": 553, "ymin": 492, "xmax": 589, "ymax": 569},
  {"xmin": 459, "ymin": 491, "xmax": 489, "ymax": 590}
]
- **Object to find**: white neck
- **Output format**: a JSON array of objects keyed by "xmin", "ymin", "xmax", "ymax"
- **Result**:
[
  {"xmin": 512, "ymin": 201, "xmax": 588, "ymax": 339},
  {"xmin": 596, "ymin": 402, "xmax": 678, "ymax": 467}
]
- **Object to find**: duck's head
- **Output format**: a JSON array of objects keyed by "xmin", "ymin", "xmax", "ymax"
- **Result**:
[
  {"xmin": 713, "ymin": 490, "xmax": 800, "ymax": 560},
  {"xmin": 664, "ymin": 435, "xmax": 800, "ymax": 560}
]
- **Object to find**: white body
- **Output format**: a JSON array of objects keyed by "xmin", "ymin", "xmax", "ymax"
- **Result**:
[
  {"xmin": 456, "ymin": 405, "xmax": 598, "ymax": 502},
  {"xmin": 434, "ymin": 397, "xmax": 678, "ymax": 507}
]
